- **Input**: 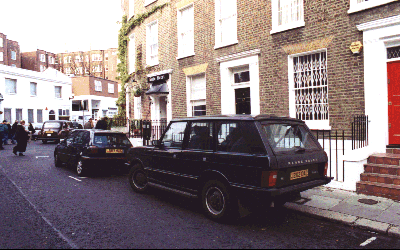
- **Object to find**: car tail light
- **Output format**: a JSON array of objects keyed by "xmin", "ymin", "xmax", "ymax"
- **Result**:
[
  {"xmin": 261, "ymin": 171, "xmax": 278, "ymax": 188},
  {"xmin": 88, "ymin": 146, "xmax": 98, "ymax": 154}
]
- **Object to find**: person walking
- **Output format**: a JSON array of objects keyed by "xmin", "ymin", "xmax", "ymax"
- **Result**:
[
  {"xmin": 0, "ymin": 121, "xmax": 8, "ymax": 150},
  {"xmin": 84, "ymin": 118, "xmax": 94, "ymax": 129},
  {"xmin": 95, "ymin": 117, "xmax": 109, "ymax": 130},
  {"xmin": 13, "ymin": 120, "xmax": 29, "ymax": 156},
  {"xmin": 28, "ymin": 123, "xmax": 35, "ymax": 141},
  {"xmin": 10, "ymin": 121, "xmax": 18, "ymax": 144},
  {"xmin": 6, "ymin": 122, "xmax": 12, "ymax": 144},
  {"xmin": 1, "ymin": 120, "xmax": 9, "ymax": 146}
]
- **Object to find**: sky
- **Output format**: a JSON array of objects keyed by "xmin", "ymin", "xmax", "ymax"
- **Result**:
[{"xmin": 0, "ymin": 0, "xmax": 122, "ymax": 53}]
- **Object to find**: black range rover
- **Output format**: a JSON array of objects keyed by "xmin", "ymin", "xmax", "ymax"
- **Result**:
[{"xmin": 127, "ymin": 115, "xmax": 332, "ymax": 221}]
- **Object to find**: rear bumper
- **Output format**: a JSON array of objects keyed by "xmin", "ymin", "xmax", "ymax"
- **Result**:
[
  {"xmin": 81, "ymin": 156, "xmax": 129, "ymax": 169},
  {"xmin": 233, "ymin": 177, "xmax": 333, "ymax": 200}
]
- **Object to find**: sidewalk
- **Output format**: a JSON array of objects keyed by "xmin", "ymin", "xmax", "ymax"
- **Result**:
[{"xmin": 284, "ymin": 186, "xmax": 400, "ymax": 238}]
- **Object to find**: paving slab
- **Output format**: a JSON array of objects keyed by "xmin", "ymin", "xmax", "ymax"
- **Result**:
[
  {"xmin": 342, "ymin": 195, "xmax": 394, "ymax": 211},
  {"xmin": 330, "ymin": 202, "xmax": 384, "ymax": 219},
  {"xmin": 316, "ymin": 189, "xmax": 355, "ymax": 201},
  {"xmin": 354, "ymin": 218, "xmax": 391, "ymax": 234},
  {"xmin": 303, "ymin": 195, "xmax": 342, "ymax": 210},
  {"xmin": 388, "ymin": 226, "xmax": 400, "ymax": 238},
  {"xmin": 375, "ymin": 210, "xmax": 400, "ymax": 226}
]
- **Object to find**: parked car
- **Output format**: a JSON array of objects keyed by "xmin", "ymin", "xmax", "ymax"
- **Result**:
[
  {"xmin": 126, "ymin": 115, "xmax": 332, "ymax": 221},
  {"xmin": 54, "ymin": 130, "xmax": 133, "ymax": 176},
  {"xmin": 32, "ymin": 123, "xmax": 43, "ymax": 140},
  {"xmin": 38, "ymin": 120, "xmax": 69, "ymax": 144}
]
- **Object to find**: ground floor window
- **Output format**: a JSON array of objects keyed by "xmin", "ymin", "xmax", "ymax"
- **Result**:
[
  {"xmin": 292, "ymin": 50, "xmax": 329, "ymax": 122},
  {"xmin": 16, "ymin": 109, "xmax": 22, "ymax": 121},
  {"xmin": 28, "ymin": 109, "xmax": 34, "ymax": 123},
  {"xmin": 187, "ymin": 74, "xmax": 206, "ymax": 117},
  {"xmin": 4, "ymin": 108, "xmax": 11, "ymax": 123},
  {"xmin": 37, "ymin": 110, "xmax": 43, "ymax": 123}
]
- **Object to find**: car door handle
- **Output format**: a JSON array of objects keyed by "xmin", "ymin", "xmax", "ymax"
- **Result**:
[{"xmin": 173, "ymin": 154, "xmax": 177, "ymax": 159}]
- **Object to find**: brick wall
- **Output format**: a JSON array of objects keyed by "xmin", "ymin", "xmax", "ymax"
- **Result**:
[{"xmin": 0, "ymin": 33, "xmax": 21, "ymax": 68}]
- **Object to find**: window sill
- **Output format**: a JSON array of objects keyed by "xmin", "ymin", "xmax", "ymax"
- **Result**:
[
  {"xmin": 304, "ymin": 120, "xmax": 331, "ymax": 131},
  {"xmin": 270, "ymin": 21, "xmax": 305, "ymax": 35},
  {"xmin": 177, "ymin": 53, "xmax": 195, "ymax": 60},
  {"xmin": 146, "ymin": 61, "xmax": 159, "ymax": 68},
  {"xmin": 348, "ymin": 0, "xmax": 398, "ymax": 14},
  {"xmin": 214, "ymin": 40, "xmax": 239, "ymax": 50}
]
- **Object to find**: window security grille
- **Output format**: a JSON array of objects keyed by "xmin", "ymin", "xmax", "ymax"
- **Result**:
[
  {"xmin": 387, "ymin": 46, "xmax": 400, "ymax": 60},
  {"xmin": 293, "ymin": 51, "xmax": 329, "ymax": 121}
]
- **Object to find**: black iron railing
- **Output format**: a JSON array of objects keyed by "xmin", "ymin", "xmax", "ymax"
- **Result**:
[{"xmin": 352, "ymin": 115, "xmax": 369, "ymax": 150}]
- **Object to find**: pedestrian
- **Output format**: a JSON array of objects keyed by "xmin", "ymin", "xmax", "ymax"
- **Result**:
[
  {"xmin": 1, "ymin": 120, "xmax": 9, "ymax": 145},
  {"xmin": 84, "ymin": 118, "xmax": 94, "ymax": 129},
  {"xmin": 58, "ymin": 123, "xmax": 70, "ymax": 139},
  {"xmin": 6, "ymin": 122, "xmax": 12, "ymax": 144},
  {"xmin": 0, "ymin": 120, "xmax": 8, "ymax": 150},
  {"xmin": 95, "ymin": 117, "xmax": 109, "ymax": 130},
  {"xmin": 10, "ymin": 121, "xmax": 18, "ymax": 144},
  {"xmin": 13, "ymin": 120, "xmax": 29, "ymax": 156},
  {"xmin": 28, "ymin": 123, "xmax": 36, "ymax": 142}
]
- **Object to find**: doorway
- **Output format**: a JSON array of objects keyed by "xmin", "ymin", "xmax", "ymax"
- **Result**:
[{"xmin": 388, "ymin": 61, "xmax": 400, "ymax": 145}]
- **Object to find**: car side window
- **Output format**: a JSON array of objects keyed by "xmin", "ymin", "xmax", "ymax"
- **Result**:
[
  {"xmin": 187, "ymin": 122, "xmax": 213, "ymax": 151},
  {"xmin": 217, "ymin": 121, "xmax": 265, "ymax": 154},
  {"xmin": 161, "ymin": 122, "xmax": 187, "ymax": 149},
  {"xmin": 74, "ymin": 131, "xmax": 85, "ymax": 145},
  {"xmin": 66, "ymin": 131, "xmax": 78, "ymax": 145},
  {"xmin": 82, "ymin": 131, "xmax": 91, "ymax": 145}
]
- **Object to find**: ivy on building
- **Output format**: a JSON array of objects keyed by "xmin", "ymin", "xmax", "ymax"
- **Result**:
[{"xmin": 116, "ymin": 3, "xmax": 168, "ymax": 118}]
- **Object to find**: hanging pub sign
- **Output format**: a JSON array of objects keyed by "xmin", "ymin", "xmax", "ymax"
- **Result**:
[{"xmin": 148, "ymin": 73, "xmax": 169, "ymax": 84}]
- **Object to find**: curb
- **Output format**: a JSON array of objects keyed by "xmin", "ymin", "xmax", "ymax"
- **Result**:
[{"xmin": 285, "ymin": 202, "xmax": 400, "ymax": 238}]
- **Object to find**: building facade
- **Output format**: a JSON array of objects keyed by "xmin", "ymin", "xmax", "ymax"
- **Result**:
[
  {"xmin": 58, "ymin": 49, "xmax": 120, "ymax": 83},
  {"xmin": 0, "ymin": 33, "xmax": 21, "ymax": 68},
  {"xmin": 121, "ymin": 0, "xmax": 400, "ymax": 192},
  {"xmin": 71, "ymin": 76, "xmax": 119, "ymax": 123},
  {"xmin": 0, "ymin": 65, "xmax": 72, "ymax": 124},
  {"xmin": 21, "ymin": 49, "xmax": 58, "ymax": 72}
]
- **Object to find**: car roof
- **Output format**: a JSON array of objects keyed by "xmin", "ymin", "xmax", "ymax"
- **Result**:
[
  {"xmin": 170, "ymin": 114, "xmax": 304, "ymax": 123},
  {"xmin": 44, "ymin": 120, "xmax": 68, "ymax": 123},
  {"xmin": 72, "ymin": 129, "xmax": 126, "ymax": 135}
]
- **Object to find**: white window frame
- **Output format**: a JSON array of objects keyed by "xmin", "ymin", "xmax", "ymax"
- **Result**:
[
  {"xmin": 11, "ymin": 51, "xmax": 16, "ymax": 60},
  {"xmin": 288, "ymin": 49, "xmax": 330, "ymax": 130},
  {"xmin": 0, "ymin": 52, "xmax": 3, "ymax": 61},
  {"xmin": 95, "ymin": 80, "xmax": 102, "ymax": 92},
  {"xmin": 186, "ymin": 73, "xmax": 207, "ymax": 117},
  {"xmin": 134, "ymin": 96, "xmax": 142, "ymax": 119},
  {"xmin": 40, "ymin": 54, "xmax": 46, "ymax": 62},
  {"xmin": 55, "ymin": 86, "xmax": 62, "ymax": 99},
  {"xmin": 92, "ymin": 54, "xmax": 101, "ymax": 61},
  {"xmin": 215, "ymin": 0, "xmax": 238, "ymax": 49},
  {"xmin": 5, "ymin": 78, "xmax": 17, "ymax": 95},
  {"xmin": 48, "ymin": 56, "xmax": 54, "ymax": 64},
  {"xmin": 146, "ymin": 21, "xmax": 159, "ymax": 66},
  {"xmin": 108, "ymin": 83, "xmax": 114, "ymax": 93},
  {"xmin": 144, "ymin": 0, "xmax": 157, "ymax": 7},
  {"xmin": 348, "ymin": 0, "xmax": 398, "ymax": 14},
  {"xmin": 129, "ymin": 33, "xmax": 136, "ymax": 73},
  {"xmin": 177, "ymin": 4, "xmax": 195, "ymax": 59},
  {"xmin": 30, "ymin": 82, "xmax": 37, "ymax": 96},
  {"xmin": 0, "ymin": 37, "xmax": 3, "ymax": 47},
  {"xmin": 65, "ymin": 67, "xmax": 71, "ymax": 74},
  {"xmin": 271, "ymin": 0, "xmax": 305, "ymax": 34},
  {"xmin": 85, "ymin": 55, "xmax": 89, "ymax": 62}
]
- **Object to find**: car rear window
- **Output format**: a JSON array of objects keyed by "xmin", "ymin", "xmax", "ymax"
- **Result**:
[
  {"xmin": 262, "ymin": 123, "xmax": 320, "ymax": 153},
  {"xmin": 93, "ymin": 133, "xmax": 132, "ymax": 147},
  {"xmin": 44, "ymin": 122, "xmax": 61, "ymax": 129}
]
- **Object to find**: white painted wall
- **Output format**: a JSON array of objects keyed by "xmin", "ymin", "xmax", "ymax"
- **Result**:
[
  {"xmin": 71, "ymin": 95, "xmax": 118, "ymax": 122},
  {"xmin": 0, "ymin": 65, "xmax": 72, "ymax": 123}
]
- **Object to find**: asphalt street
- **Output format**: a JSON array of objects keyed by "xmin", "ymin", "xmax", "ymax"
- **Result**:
[{"xmin": 0, "ymin": 141, "xmax": 399, "ymax": 249}]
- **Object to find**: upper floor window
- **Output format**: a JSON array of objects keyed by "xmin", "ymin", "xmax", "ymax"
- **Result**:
[
  {"xmin": 5, "ymin": 78, "xmax": 17, "ymax": 94},
  {"xmin": 85, "ymin": 55, "xmax": 89, "ymax": 62},
  {"xmin": 92, "ymin": 54, "xmax": 101, "ymax": 61},
  {"xmin": 178, "ymin": 4, "xmax": 194, "ymax": 58},
  {"xmin": 105, "ymin": 53, "xmax": 109, "ymax": 61},
  {"xmin": 65, "ymin": 67, "xmax": 71, "ymax": 74},
  {"xmin": 348, "ymin": 0, "xmax": 398, "ymax": 13},
  {"xmin": 55, "ymin": 86, "xmax": 62, "ymax": 99},
  {"xmin": 0, "ymin": 38, "xmax": 3, "ymax": 47},
  {"xmin": 129, "ymin": 34, "xmax": 135, "ymax": 74},
  {"xmin": 40, "ymin": 54, "xmax": 46, "ymax": 62},
  {"xmin": 215, "ymin": 0, "xmax": 237, "ymax": 49},
  {"xmin": 11, "ymin": 51, "xmax": 16, "ymax": 60},
  {"xmin": 49, "ymin": 56, "xmax": 54, "ymax": 64},
  {"xmin": 271, "ymin": 0, "xmax": 304, "ymax": 34},
  {"xmin": 95, "ymin": 80, "xmax": 102, "ymax": 92},
  {"xmin": 108, "ymin": 83, "xmax": 115, "ymax": 94},
  {"xmin": 93, "ymin": 65, "xmax": 102, "ymax": 72},
  {"xmin": 75, "ymin": 55, "xmax": 83, "ymax": 63},
  {"xmin": 30, "ymin": 82, "xmax": 37, "ymax": 96},
  {"xmin": 0, "ymin": 52, "xmax": 3, "ymax": 61},
  {"xmin": 146, "ymin": 21, "xmax": 159, "ymax": 66},
  {"xmin": 64, "ymin": 56, "xmax": 72, "ymax": 64},
  {"xmin": 75, "ymin": 67, "xmax": 83, "ymax": 75}
]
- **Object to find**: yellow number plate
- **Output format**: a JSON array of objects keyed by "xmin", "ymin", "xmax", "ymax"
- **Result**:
[
  {"xmin": 290, "ymin": 169, "xmax": 309, "ymax": 180},
  {"xmin": 45, "ymin": 131, "xmax": 53, "ymax": 134},
  {"xmin": 106, "ymin": 149, "xmax": 124, "ymax": 154}
]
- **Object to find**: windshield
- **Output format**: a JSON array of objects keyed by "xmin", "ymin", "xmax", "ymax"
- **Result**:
[
  {"xmin": 93, "ymin": 134, "xmax": 132, "ymax": 147},
  {"xmin": 44, "ymin": 122, "xmax": 61, "ymax": 129},
  {"xmin": 262, "ymin": 123, "xmax": 320, "ymax": 153}
]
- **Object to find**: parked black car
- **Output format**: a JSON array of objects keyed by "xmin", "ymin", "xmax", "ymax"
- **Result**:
[
  {"xmin": 54, "ymin": 130, "xmax": 133, "ymax": 176},
  {"xmin": 126, "ymin": 115, "xmax": 332, "ymax": 221},
  {"xmin": 38, "ymin": 120, "xmax": 69, "ymax": 144}
]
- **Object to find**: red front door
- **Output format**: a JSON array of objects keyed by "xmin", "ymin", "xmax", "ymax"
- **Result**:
[{"xmin": 388, "ymin": 61, "xmax": 400, "ymax": 145}]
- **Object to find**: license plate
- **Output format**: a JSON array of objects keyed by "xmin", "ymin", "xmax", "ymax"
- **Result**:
[
  {"xmin": 45, "ymin": 131, "xmax": 53, "ymax": 134},
  {"xmin": 106, "ymin": 149, "xmax": 123, "ymax": 154},
  {"xmin": 290, "ymin": 169, "xmax": 309, "ymax": 180}
]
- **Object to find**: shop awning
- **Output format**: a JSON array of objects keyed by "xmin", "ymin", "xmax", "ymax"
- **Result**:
[{"xmin": 146, "ymin": 83, "xmax": 169, "ymax": 95}]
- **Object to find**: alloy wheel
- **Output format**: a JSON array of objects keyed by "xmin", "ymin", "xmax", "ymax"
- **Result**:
[{"xmin": 205, "ymin": 187, "xmax": 226, "ymax": 216}]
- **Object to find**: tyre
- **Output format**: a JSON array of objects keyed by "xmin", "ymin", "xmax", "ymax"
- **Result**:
[
  {"xmin": 128, "ymin": 164, "xmax": 149, "ymax": 193},
  {"xmin": 76, "ymin": 159, "xmax": 89, "ymax": 177},
  {"xmin": 201, "ymin": 180, "xmax": 238, "ymax": 222},
  {"xmin": 54, "ymin": 153, "xmax": 62, "ymax": 168}
]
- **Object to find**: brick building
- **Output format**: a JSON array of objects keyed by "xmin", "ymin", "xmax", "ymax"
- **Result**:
[
  {"xmin": 57, "ymin": 49, "xmax": 120, "ymax": 83},
  {"xmin": 21, "ymin": 49, "xmax": 58, "ymax": 72},
  {"xmin": 121, "ymin": 0, "xmax": 400, "ymax": 194},
  {"xmin": 0, "ymin": 33, "xmax": 21, "ymax": 68}
]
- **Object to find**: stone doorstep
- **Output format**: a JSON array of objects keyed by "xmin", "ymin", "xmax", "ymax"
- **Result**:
[
  {"xmin": 357, "ymin": 181, "xmax": 400, "ymax": 201},
  {"xmin": 285, "ymin": 202, "xmax": 400, "ymax": 238},
  {"xmin": 368, "ymin": 154, "xmax": 400, "ymax": 166},
  {"xmin": 363, "ymin": 164, "xmax": 400, "ymax": 176},
  {"xmin": 361, "ymin": 173, "xmax": 400, "ymax": 185},
  {"xmin": 386, "ymin": 148, "xmax": 400, "ymax": 155}
]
